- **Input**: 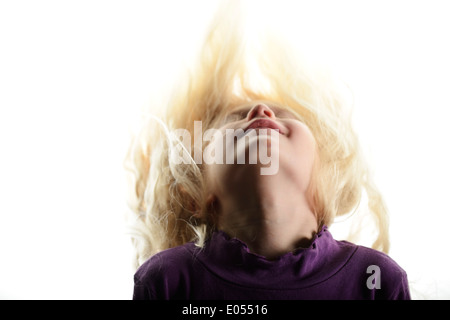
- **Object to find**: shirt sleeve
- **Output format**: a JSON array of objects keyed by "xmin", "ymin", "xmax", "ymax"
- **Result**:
[
  {"xmin": 133, "ymin": 281, "xmax": 151, "ymax": 300},
  {"xmin": 388, "ymin": 270, "xmax": 411, "ymax": 300}
]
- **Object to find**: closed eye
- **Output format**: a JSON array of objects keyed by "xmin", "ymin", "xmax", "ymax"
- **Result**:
[
  {"xmin": 222, "ymin": 107, "xmax": 251, "ymax": 123},
  {"xmin": 221, "ymin": 103, "xmax": 302, "ymax": 125}
]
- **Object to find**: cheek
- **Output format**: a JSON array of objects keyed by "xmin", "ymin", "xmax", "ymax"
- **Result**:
[{"xmin": 282, "ymin": 124, "xmax": 317, "ymax": 180}]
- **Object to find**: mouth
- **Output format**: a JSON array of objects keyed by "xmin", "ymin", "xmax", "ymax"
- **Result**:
[{"xmin": 245, "ymin": 119, "xmax": 285, "ymax": 135}]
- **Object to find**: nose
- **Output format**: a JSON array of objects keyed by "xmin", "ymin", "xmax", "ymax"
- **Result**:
[{"xmin": 246, "ymin": 103, "xmax": 275, "ymax": 121}]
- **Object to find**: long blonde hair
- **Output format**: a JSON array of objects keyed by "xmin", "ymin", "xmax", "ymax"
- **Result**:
[{"xmin": 125, "ymin": 1, "xmax": 390, "ymax": 269}]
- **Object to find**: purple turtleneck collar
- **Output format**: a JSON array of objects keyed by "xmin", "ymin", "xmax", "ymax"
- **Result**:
[
  {"xmin": 197, "ymin": 225, "xmax": 354, "ymax": 290},
  {"xmin": 133, "ymin": 225, "xmax": 411, "ymax": 299}
]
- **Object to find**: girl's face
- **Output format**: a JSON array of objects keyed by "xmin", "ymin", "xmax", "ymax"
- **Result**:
[{"xmin": 204, "ymin": 101, "xmax": 317, "ymax": 202}]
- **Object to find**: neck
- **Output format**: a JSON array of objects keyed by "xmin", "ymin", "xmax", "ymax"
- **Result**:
[{"xmin": 216, "ymin": 173, "xmax": 318, "ymax": 260}]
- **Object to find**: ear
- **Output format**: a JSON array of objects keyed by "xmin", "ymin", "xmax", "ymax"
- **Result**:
[
  {"xmin": 193, "ymin": 193, "xmax": 220, "ymax": 220},
  {"xmin": 208, "ymin": 193, "xmax": 221, "ymax": 209}
]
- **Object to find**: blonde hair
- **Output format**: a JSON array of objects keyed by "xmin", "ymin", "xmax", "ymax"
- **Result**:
[{"xmin": 125, "ymin": 1, "xmax": 390, "ymax": 269}]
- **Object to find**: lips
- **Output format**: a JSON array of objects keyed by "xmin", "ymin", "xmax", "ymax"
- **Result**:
[{"xmin": 245, "ymin": 119, "xmax": 285, "ymax": 135}]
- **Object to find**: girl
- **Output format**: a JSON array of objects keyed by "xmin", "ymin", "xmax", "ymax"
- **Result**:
[{"xmin": 126, "ymin": 1, "xmax": 410, "ymax": 299}]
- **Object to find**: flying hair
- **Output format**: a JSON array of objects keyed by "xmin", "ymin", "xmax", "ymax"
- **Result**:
[{"xmin": 124, "ymin": 0, "xmax": 390, "ymax": 269}]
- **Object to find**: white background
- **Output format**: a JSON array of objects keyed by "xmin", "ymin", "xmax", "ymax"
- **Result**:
[{"xmin": 1, "ymin": 0, "xmax": 449, "ymax": 299}]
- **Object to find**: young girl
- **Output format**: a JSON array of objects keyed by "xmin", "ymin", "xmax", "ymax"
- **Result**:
[{"xmin": 126, "ymin": 1, "xmax": 410, "ymax": 300}]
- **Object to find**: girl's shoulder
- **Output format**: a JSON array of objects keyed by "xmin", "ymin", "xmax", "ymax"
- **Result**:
[
  {"xmin": 335, "ymin": 240, "xmax": 410, "ymax": 299},
  {"xmin": 134, "ymin": 242, "xmax": 198, "ymax": 283}
]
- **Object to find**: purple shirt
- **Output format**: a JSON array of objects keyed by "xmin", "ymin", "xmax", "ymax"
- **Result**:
[{"xmin": 133, "ymin": 226, "xmax": 410, "ymax": 299}]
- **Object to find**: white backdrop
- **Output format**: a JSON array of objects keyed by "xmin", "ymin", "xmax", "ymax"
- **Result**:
[{"xmin": 1, "ymin": 0, "xmax": 449, "ymax": 299}]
